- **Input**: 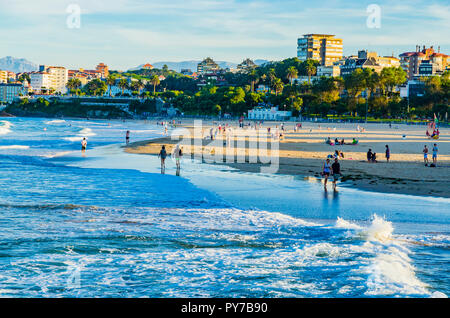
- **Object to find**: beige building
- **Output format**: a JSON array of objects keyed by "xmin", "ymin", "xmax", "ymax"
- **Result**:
[
  {"xmin": 297, "ymin": 34, "xmax": 343, "ymax": 66},
  {"xmin": 358, "ymin": 50, "xmax": 400, "ymax": 68},
  {"xmin": 0, "ymin": 70, "xmax": 7, "ymax": 83},
  {"xmin": 34, "ymin": 65, "xmax": 68, "ymax": 94},
  {"xmin": 317, "ymin": 65, "xmax": 341, "ymax": 77}
]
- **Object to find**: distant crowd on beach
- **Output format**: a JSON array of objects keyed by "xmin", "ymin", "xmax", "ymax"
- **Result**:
[{"xmin": 75, "ymin": 119, "xmax": 444, "ymax": 188}]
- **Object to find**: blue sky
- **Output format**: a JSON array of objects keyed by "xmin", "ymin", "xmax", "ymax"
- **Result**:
[{"xmin": 0, "ymin": 0, "xmax": 449, "ymax": 70}]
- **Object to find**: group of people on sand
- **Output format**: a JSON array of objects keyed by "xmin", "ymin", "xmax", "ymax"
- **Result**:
[
  {"xmin": 326, "ymin": 137, "xmax": 358, "ymax": 146},
  {"xmin": 366, "ymin": 145, "xmax": 390, "ymax": 163},
  {"xmin": 423, "ymin": 144, "xmax": 439, "ymax": 167}
]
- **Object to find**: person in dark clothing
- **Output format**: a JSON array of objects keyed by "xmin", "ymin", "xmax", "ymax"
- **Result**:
[
  {"xmin": 367, "ymin": 149, "xmax": 373, "ymax": 162},
  {"xmin": 331, "ymin": 158, "xmax": 341, "ymax": 191},
  {"xmin": 158, "ymin": 145, "xmax": 167, "ymax": 174},
  {"xmin": 385, "ymin": 145, "xmax": 390, "ymax": 162}
]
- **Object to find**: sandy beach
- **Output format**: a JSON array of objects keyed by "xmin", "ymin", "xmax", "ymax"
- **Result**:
[{"xmin": 125, "ymin": 120, "xmax": 450, "ymax": 198}]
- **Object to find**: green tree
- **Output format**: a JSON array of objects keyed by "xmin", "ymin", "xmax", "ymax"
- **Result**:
[
  {"xmin": 150, "ymin": 75, "xmax": 160, "ymax": 95},
  {"xmin": 66, "ymin": 78, "xmax": 82, "ymax": 96},
  {"xmin": 118, "ymin": 78, "xmax": 129, "ymax": 95},
  {"xmin": 106, "ymin": 75, "xmax": 116, "ymax": 97}
]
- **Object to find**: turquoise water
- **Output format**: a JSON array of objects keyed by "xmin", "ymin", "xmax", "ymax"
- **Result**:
[{"xmin": 0, "ymin": 118, "xmax": 448, "ymax": 297}]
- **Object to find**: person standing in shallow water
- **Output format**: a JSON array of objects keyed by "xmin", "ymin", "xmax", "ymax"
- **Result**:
[
  {"xmin": 81, "ymin": 138, "xmax": 87, "ymax": 153},
  {"xmin": 385, "ymin": 145, "xmax": 390, "ymax": 163},
  {"xmin": 158, "ymin": 145, "xmax": 167, "ymax": 174},
  {"xmin": 174, "ymin": 144, "xmax": 183, "ymax": 176},
  {"xmin": 126, "ymin": 130, "xmax": 130, "ymax": 145},
  {"xmin": 322, "ymin": 158, "xmax": 332, "ymax": 190},
  {"xmin": 331, "ymin": 158, "xmax": 341, "ymax": 191}
]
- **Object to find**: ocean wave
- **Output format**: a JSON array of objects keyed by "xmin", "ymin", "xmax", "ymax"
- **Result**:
[
  {"xmin": 0, "ymin": 120, "xmax": 12, "ymax": 136},
  {"xmin": 0, "ymin": 202, "xmax": 99, "ymax": 210},
  {"xmin": 43, "ymin": 151, "xmax": 75, "ymax": 158},
  {"xmin": 45, "ymin": 120, "xmax": 66, "ymax": 125},
  {"xmin": 0, "ymin": 145, "xmax": 30, "ymax": 150},
  {"xmin": 64, "ymin": 137, "xmax": 83, "ymax": 142},
  {"xmin": 78, "ymin": 128, "xmax": 96, "ymax": 137}
]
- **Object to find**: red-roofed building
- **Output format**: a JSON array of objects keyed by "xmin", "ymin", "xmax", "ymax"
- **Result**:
[
  {"xmin": 141, "ymin": 63, "xmax": 154, "ymax": 70},
  {"xmin": 400, "ymin": 45, "xmax": 449, "ymax": 79}
]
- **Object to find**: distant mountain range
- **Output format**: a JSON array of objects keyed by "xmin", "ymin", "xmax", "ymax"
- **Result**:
[
  {"xmin": 0, "ymin": 56, "xmax": 38, "ymax": 73},
  {"xmin": 0, "ymin": 56, "xmax": 271, "ymax": 74},
  {"xmin": 128, "ymin": 59, "xmax": 269, "ymax": 72}
]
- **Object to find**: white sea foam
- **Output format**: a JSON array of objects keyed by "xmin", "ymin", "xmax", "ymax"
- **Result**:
[
  {"xmin": 0, "ymin": 120, "xmax": 12, "ymax": 136},
  {"xmin": 78, "ymin": 128, "xmax": 96, "ymax": 137},
  {"xmin": 45, "ymin": 120, "xmax": 66, "ymax": 125},
  {"xmin": 43, "ymin": 151, "xmax": 75, "ymax": 158},
  {"xmin": 64, "ymin": 137, "xmax": 84, "ymax": 142},
  {"xmin": 361, "ymin": 214, "xmax": 394, "ymax": 242},
  {"xmin": 335, "ymin": 217, "xmax": 363, "ymax": 230},
  {"xmin": 347, "ymin": 214, "xmax": 443, "ymax": 297},
  {"xmin": 0, "ymin": 145, "xmax": 30, "ymax": 150}
]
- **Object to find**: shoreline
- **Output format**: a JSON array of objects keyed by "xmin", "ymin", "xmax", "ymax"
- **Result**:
[{"xmin": 124, "ymin": 123, "xmax": 450, "ymax": 199}]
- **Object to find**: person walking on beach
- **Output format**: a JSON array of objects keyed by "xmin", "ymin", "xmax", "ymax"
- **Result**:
[
  {"xmin": 158, "ymin": 145, "xmax": 167, "ymax": 174},
  {"xmin": 174, "ymin": 144, "xmax": 183, "ymax": 175},
  {"xmin": 322, "ymin": 158, "xmax": 332, "ymax": 190},
  {"xmin": 158, "ymin": 145, "xmax": 167, "ymax": 172},
  {"xmin": 432, "ymin": 143, "xmax": 438, "ymax": 166},
  {"xmin": 423, "ymin": 145, "xmax": 429, "ymax": 166},
  {"xmin": 81, "ymin": 138, "xmax": 87, "ymax": 153},
  {"xmin": 126, "ymin": 130, "xmax": 130, "ymax": 145},
  {"xmin": 385, "ymin": 145, "xmax": 390, "ymax": 163},
  {"xmin": 331, "ymin": 158, "xmax": 341, "ymax": 191}
]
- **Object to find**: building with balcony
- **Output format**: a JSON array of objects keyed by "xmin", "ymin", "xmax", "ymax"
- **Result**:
[
  {"xmin": 317, "ymin": 65, "xmax": 341, "ymax": 77},
  {"xmin": 96, "ymin": 63, "xmax": 109, "ymax": 78},
  {"xmin": 236, "ymin": 58, "xmax": 257, "ymax": 73},
  {"xmin": 400, "ymin": 45, "xmax": 449, "ymax": 79},
  {"xmin": 297, "ymin": 34, "xmax": 343, "ymax": 66},
  {"xmin": 30, "ymin": 71, "xmax": 53, "ymax": 93},
  {"xmin": 36, "ymin": 65, "xmax": 68, "ymax": 94},
  {"xmin": 197, "ymin": 57, "xmax": 220, "ymax": 75},
  {"xmin": 0, "ymin": 83, "xmax": 27, "ymax": 103}
]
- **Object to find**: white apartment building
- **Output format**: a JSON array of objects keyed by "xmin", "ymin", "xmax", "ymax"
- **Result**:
[
  {"xmin": 30, "ymin": 65, "xmax": 68, "ymax": 94},
  {"xmin": 247, "ymin": 106, "xmax": 292, "ymax": 120},
  {"xmin": 30, "ymin": 72, "xmax": 53, "ymax": 93}
]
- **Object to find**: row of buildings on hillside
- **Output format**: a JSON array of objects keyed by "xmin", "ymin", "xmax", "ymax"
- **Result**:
[
  {"xmin": 0, "ymin": 63, "xmax": 109, "ymax": 103},
  {"xmin": 296, "ymin": 34, "xmax": 450, "ymax": 81}
]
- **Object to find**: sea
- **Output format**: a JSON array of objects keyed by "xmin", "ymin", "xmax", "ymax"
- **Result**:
[{"xmin": 0, "ymin": 117, "xmax": 448, "ymax": 298}]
